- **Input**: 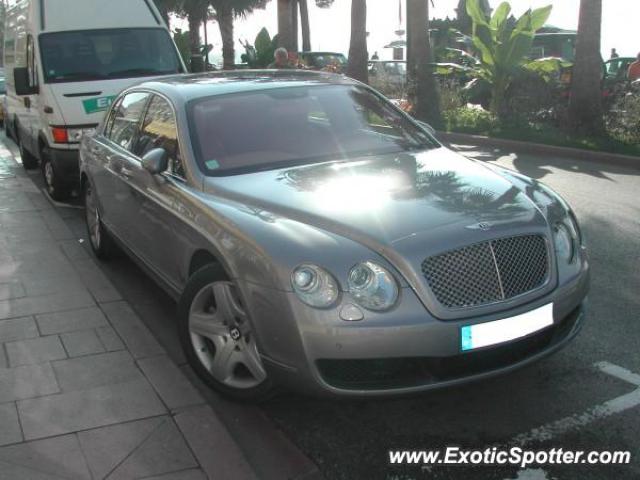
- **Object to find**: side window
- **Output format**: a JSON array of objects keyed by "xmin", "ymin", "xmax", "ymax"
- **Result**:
[
  {"xmin": 136, "ymin": 95, "xmax": 184, "ymax": 178},
  {"xmin": 107, "ymin": 92, "xmax": 150, "ymax": 152},
  {"xmin": 26, "ymin": 35, "xmax": 38, "ymax": 88},
  {"xmin": 103, "ymin": 97, "xmax": 122, "ymax": 138}
]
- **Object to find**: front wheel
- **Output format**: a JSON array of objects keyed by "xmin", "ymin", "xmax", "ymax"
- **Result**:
[
  {"xmin": 42, "ymin": 152, "xmax": 71, "ymax": 201},
  {"xmin": 178, "ymin": 264, "xmax": 275, "ymax": 402}
]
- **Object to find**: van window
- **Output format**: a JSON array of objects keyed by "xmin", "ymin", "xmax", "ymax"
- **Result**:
[
  {"xmin": 136, "ymin": 96, "xmax": 184, "ymax": 178},
  {"xmin": 27, "ymin": 35, "xmax": 38, "ymax": 88},
  {"xmin": 108, "ymin": 92, "xmax": 150, "ymax": 152},
  {"xmin": 39, "ymin": 28, "xmax": 182, "ymax": 84}
]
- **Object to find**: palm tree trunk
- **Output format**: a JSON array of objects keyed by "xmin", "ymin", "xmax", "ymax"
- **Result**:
[
  {"xmin": 407, "ymin": 0, "xmax": 442, "ymax": 126},
  {"xmin": 300, "ymin": 0, "xmax": 311, "ymax": 52},
  {"xmin": 217, "ymin": 4, "xmax": 235, "ymax": 70},
  {"xmin": 187, "ymin": 14, "xmax": 202, "ymax": 54},
  {"xmin": 277, "ymin": 0, "xmax": 295, "ymax": 51},
  {"xmin": 568, "ymin": 0, "xmax": 603, "ymax": 135},
  {"xmin": 347, "ymin": 0, "xmax": 368, "ymax": 83}
]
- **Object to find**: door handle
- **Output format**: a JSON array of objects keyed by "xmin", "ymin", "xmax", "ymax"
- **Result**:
[{"xmin": 119, "ymin": 167, "xmax": 133, "ymax": 180}]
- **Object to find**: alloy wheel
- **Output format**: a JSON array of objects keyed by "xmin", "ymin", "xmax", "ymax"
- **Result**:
[
  {"xmin": 189, "ymin": 281, "xmax": 266, "ymax": 389},
  {"xmin": 84, "ymin": 183, "xmax": 101, "ymax": 250}
]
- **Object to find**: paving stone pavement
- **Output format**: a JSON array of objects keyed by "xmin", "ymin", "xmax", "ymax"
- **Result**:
[{"xmin": 0, "ymin": 144, "xmax": 256, "ymax": 478}]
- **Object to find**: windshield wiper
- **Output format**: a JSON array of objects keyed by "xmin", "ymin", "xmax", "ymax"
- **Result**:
[{"xmin": 106, "ymin": 68, "xmax": 177, "ymax": 78}]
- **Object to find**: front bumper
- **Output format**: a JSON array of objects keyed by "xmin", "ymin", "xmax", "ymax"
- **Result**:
[{"xmin": 241, "ymin": 256, "xmax": 589, "ymax": 397}]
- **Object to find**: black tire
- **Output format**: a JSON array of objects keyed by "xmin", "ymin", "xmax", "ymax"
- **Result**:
[
  {"xmin": 83, "ymin": 179, "xmax": 115, "ymax": 260},
  {"xmin": 42, "ymin": 151, "xmax": 71, "ymax": 201},
  {"xmin": 178, "ymin": 264, "xmax": 276, "ymax": 402},
  {"xmin": 17, "ymin": 127, "xmax": 39, "ymax": 170}
]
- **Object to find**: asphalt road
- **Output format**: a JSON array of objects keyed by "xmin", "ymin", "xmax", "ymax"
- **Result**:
[{"xmin": 12, "ymin": 134, "xmax": 640, "ymax": 480}]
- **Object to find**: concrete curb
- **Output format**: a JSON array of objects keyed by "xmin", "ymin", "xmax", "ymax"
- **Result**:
[{"xmin": 436, "ymin": 131, "xmax": 640, "ymax": 170}]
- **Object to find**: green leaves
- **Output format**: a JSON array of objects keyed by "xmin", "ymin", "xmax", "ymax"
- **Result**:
[{"xmin": 466, "ymin": 0, "xmax": 553, "ymax": 116}]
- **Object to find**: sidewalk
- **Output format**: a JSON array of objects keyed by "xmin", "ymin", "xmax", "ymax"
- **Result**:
[{"xmin": 0, "ymin": 145, "xmax": 256, "ymax": 478}]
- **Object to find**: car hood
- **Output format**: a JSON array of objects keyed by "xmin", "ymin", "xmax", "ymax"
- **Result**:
[{"xmin": 203, "ymin": 147, "xmax": 548, "ymax": 250}]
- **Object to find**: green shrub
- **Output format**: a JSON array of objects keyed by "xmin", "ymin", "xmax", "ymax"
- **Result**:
[{"xmin": 443, "ymin": 106, "xmax": 498, "ymax": 134}]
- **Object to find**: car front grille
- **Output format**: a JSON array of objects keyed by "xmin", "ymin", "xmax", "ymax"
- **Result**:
[{"xmin": 421, "ymin": 235, "xmax": 549, "ymax": 309}]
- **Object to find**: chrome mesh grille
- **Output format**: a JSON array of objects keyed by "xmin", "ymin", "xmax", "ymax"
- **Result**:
[{"xmin": 421, "ymin": 235, "xmax": 549, "ymax": 309}]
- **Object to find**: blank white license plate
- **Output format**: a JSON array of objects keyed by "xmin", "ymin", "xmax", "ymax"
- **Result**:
[{"xmin": 461, "ymin": 304, "xmax": 554, "ymax": 352}]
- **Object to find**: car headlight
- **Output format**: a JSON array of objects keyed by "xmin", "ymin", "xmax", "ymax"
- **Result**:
[
  {"xmin": 291, "ymin": 264, "xmax": 339, "ymax": 308},
  {"xmin": 347, "ymin": 261, "xmax": 399, "ymax": 311},
  {"xmin": 553, "ymin": 222, "xmax": 576, "ymax": 263}
]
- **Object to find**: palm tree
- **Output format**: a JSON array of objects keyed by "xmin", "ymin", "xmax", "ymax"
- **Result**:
[
  {"xmin": 153, "ymin": 0, "xmax": 181, "ymax": 28},
  {"xmin": 176, "ymin": 0, "xmax": 210, "ymax": 56},
  {"xmin": 347, "ymin": 0, "xmax": 368, "ymax": 83},
  {"xmin": 568, "ymin": 0, "xmax": 604, "ymax": 135},
  {"xmin": 277, "ymin": 0, "xmax": 296, "ymax": 51},
  {"xmin": 299, "ymin": 0, "xmax": 311, "ymax": 52},
  {"xmin": 406, "ymin": 0, "xmax": 441, "ymax": 126},
  {"xmin": 210, "ymin": 0, "xmax": 270, "ymax": 70}
]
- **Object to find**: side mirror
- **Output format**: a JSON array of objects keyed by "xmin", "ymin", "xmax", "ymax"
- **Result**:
[
  {"xmin": 416, "ymin": 120, "xmax": 436, "ymax": 136},
  {"xmin": 141, "ymin": 148, "xmax": 169, "ymax": 175},
  {"xmin": 14, "ymin": 67, "xmax": 38, "ymax": 96}
]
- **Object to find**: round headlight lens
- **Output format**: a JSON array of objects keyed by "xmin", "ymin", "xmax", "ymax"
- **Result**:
[
  {"xmin": 291, "ymin": 264, "xmax": 339, "ymax": 308},
  {"xmin": 553, "ymin": 222, "xmax": 575, "ymax": 263},
  {"xmin": 347, "ymin": 261, "xmax": 399, "ymax": 311}
]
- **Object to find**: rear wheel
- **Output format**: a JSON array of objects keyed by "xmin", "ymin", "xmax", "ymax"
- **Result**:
[
  {"xmin": 178, "ymin": 264, "xmax": 275, "ymax": 402},
  {"xmin": 83, "ymin": 179, "xmax": 115, "ymax": 260},
  {"xmin": 42, "ymin": 150, "xmax": 71, "ymax": 201}
]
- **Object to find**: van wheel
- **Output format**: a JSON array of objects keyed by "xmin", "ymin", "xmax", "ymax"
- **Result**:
[
  {"xmin": 178, "ymin": 264, "xmax": 275, "ymax": 402},
  {"xmin": 41, "ymin": 153, "xmax": 71, "ymax": 201},
  {"xmin": 17, "ymin": 129, "xmax": 38, "ymax": 170}
]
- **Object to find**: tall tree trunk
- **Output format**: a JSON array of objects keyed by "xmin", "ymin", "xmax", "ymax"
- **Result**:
[
  {"xmin": 568, "ymin": 0, "xmax": 603, "ymax": 135},
  {"xmin": 278, "ymin": 0, "xmax": 295, "ymax": 51},
  {"xmin": 407, "ymin": 0, "xmax": 442, "ymax": 126},
  {"xmin": 347, "ymin": 0, "xmax": 368, "ymax": 83},
  {"xmin": 187, "ymin": 14, "xmax": 202, "ymax": 54},
  {"xmin": 300, "ymin": 0, "xmax": 311, "ymax": 52},
  {"xmin": 291, "ymin": 0, "xmax": 299, "ymax": 53},
  {"xmin": 217, "ymin": 4, "xmax": 235, "ymax": 70}
]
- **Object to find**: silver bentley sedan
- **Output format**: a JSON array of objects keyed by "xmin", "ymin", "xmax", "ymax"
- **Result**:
[{"xmin": 80, "ymin": 71, "xmax": 589, "ymax": 401}]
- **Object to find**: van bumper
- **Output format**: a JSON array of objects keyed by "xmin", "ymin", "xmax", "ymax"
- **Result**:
[{"xmin": 50, "ymin": 148, "xmax": 79, "ymax": 187}]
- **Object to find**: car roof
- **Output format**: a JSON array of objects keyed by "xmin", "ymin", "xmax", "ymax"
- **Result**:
[{"xmin": 130, "ymin": 70, "xmax": 357, "ymax": 103}]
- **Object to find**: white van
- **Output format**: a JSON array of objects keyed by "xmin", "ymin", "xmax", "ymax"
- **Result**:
[{"xmin": 3, "ymin": 0, "xmax": 186, "ymax": 200}]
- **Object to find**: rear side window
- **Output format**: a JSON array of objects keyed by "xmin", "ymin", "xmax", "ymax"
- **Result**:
[
  {"xmin": 135, "ymin": 95, "xmax": 184, "ymax": 178},
  {"xmin": 107, "ymin": 92, "xmax": 149, "ymax": 152}
]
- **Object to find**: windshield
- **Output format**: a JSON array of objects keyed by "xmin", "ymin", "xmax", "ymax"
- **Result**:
[
  {"xmin": 39, "ymin": 28, "xmax": 183, "ymax": 83},
  {"xmin": 188, "ymin": 84, "xmax": 439, "ymax": 176}
]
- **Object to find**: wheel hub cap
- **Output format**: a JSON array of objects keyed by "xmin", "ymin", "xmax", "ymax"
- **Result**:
[{"xmin": 189, "ymin": 281, "xmax": 267, "ymax": 389}]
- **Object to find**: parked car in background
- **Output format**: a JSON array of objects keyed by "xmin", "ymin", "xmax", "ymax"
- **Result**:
[
  {"xmin": 368, "ymin": 60, "xmax": 407, "ymax": 90},
  {"xmin": 81, "ymin": 70, "xmax": 589, "ymax": 401},
  {"xmin": 3, "ymin": 0, "xmax": 185, "ymax": 200},
  {"xmin": 300, "ymin": 52, "xmax": 347, "ymax": 72}
]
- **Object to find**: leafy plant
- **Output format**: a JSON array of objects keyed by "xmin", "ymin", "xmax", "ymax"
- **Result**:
[
  {"xmin": 240, "ymin": 28, "xmax": 279, "ymax": 68},
  {"xmin": 466, "ymin": 0, "xmax": 552, "ymax": 117}
]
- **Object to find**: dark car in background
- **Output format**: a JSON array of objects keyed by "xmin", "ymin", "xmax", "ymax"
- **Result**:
[{"xmin": 300, "ymin": 52, "xmax": 347, "ymax": 72}]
